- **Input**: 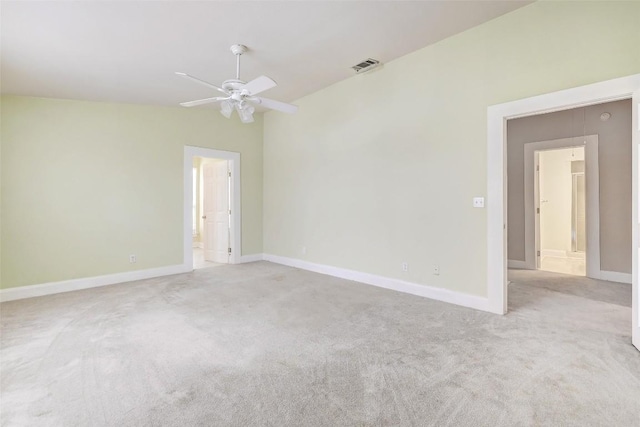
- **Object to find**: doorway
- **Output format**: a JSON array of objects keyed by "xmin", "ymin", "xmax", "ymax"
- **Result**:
[
  {"xmin": 509, "ymin": 99, "xmax": 632, "ymax": 284},
  {"xmin": 192, "ymin": 157, "xmax": 231, "ymax": 269},
  {"xmin": 515, "ymin": 134, "xmax": 600, "ymax": 277},
  {"xmin": 508, "ymin": 101, "xmax": 630, "ymax": 295},
  {"xmin": 184, "ymin": 146, "xmax": 241, "ymax": 269},
  {"xmin": 536, "ymin": 146, "xmax": 587, "ymax": 276},
  {"xmin": 487, "ymin": 74, "xmax": 639, "ymax": 350}
]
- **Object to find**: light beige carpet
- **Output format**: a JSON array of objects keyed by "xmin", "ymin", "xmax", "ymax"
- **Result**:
[{"xmin": 1, "ymin": 263, "xmax": 638, "ymax": 426}]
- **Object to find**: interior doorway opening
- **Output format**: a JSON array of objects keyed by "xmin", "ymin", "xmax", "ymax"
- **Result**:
[
  {"xmin": 508, "ymin": 99, "xmax": 630, "ymax": 284},
  {"xmin": 487, "ymin": 74, "xmax": 640, "ymax": 349},
  {"xmin": 487, "ymin": 74, "xmax": 639, "ymax": 350},
  {"xmin": 192, "ymin": 156, "xmax": 231, "ymax": 269},
  {"xmin": 183, "ymin": 146, "xmax": 241, "ymax": 270},
  {"xmin": 536, "ymin": 146, "xmax": 587, "ymax": 276}
]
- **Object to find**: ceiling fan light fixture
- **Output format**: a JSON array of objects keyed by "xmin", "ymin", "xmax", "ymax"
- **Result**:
[
  {"xmin": 237, "ymin": 103, "xmax": 255, "ymax": 123},
  {"xmin": 243, "ymin": 103, "xmax": 255, "ymax": 115},
  {"xmin": 220, "ymin": 100, "xmax": 233, "ymax": 118}
]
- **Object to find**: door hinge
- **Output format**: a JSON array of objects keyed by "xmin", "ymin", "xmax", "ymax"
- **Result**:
[
  {"xmin": 228, "ymin": 247, "xmax": 232, "ymax": 254},
  {"xmin": 537, "ymin": 250, "xmax": 541, "ymax": 256},
  {"xmin": 536, "ymin": 207, "xmax": 540, "ymax": 214},
  {"xmin": 536, "ymin": 165, "xmax": 540, "ymax": 171},
  {"xmin": 228, "ymin": 171, "xmax": 231, "ymax": 177}
]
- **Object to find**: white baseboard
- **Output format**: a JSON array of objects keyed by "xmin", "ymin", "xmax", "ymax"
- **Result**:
[
  {"xmin": 0, "ymin": 264, "xmax": 191, "ymax": 303},
  {"xmin": 541, "ymin": 249, "xmax": 567, "ymax": 258},
  {"xmin": 238, "ymin": 253, "xmax": 264, "ymax": 263},
  {"xmin": 508, "ymin": 259, "xmax": 529, "ymax": 269},
  {"xmin": 598, "ymin": 270, "xmax": 632, "ymax": 284},
  {"xmin": 539, "ymin": 249, "xmax": 586, "ymax": 260},
  {"xmin": 566, "ymin": 251, "xmax": 585, "ymax": 259},
  {"xmin": 263, "ymin": 254, "xmax": 492, "ymax": 313}
]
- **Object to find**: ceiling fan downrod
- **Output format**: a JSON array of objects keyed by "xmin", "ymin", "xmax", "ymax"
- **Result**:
[{"xmin": 230, "ymin": 44, "xmax": 248, "ymax": 80}]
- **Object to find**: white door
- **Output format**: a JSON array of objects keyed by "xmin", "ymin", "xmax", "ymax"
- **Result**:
[
  {"xmin": 202, "ymin": 159, "xmax": 230, "ymax": 264},
  {"xmin": 202, "ymin": 161, "xmax": 216, "ymax": 262},
  {"xmin": 213, "ymin": 160, "xmax": 230, "ymax": 263}
]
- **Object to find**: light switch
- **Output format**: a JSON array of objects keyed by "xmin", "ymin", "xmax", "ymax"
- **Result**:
[{"xmin": 473, "ymin": 197, "xmax": 485, "ymax": 208}]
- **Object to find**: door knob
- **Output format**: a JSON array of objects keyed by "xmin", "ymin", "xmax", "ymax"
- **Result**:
[{"xmin": 202, "ymin": 215, "xmax": 206, "ymax": 219}]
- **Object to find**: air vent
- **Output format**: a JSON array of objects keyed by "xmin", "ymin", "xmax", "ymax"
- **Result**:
[{"xmin": 351, "ymin": 58, "xmax": 381, "ymax": 74}]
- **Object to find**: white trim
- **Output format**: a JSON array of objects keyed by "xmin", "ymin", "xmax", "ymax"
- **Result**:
[
  {"xmin": 0, "ymin": 264, "xmax": 190, "ymax": 303},
  {"xmin": 239, "ymin": 254, "xmax": 264, "ymax": 263},
  {"xmin": 523, "ymin": 136, "xmax": 599, "ymax": 276},
  {"xmin": 540, "ymin": 249, "xmax": 570, "ymax": 258},
  {"xmin": 539, "ymin": 250, "xmax": 586, "ymax": 260},
  {"xmin": 632, "ymin": 87, "xmax": 639, "ymax": 349},
  {"xmin": 584, "ymin": 138, "xmax": 601, "ymax": 279},
  {"xmin": 508, "ymin": 259, "xmax": 528, "ymax": 269},
  {"xmin": 184, "ymin": 146, "xmax": 241, "ymax": 268},
  {"xmin": 487, "ymin": 94, "xmax": 509, "ymax": 314},
  {"xmin": 264, "ymin": 254, "xmax": 491, "ymax": 313},
  {"xmin": 487, "ymin": 74, "xmax": 639, "ymax": 349},
  {"xmin": 598, "ymin": 271, "xmax": 632, "ymax": 285}
]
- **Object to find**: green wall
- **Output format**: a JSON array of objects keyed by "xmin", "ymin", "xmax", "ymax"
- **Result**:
[
  {"xmin": 1, "ymin": 96, "xmax": 263, "ymax": 289},
  {"xmin": 263, "ymin": 1, "xmax": 640, "ymax": 297}
]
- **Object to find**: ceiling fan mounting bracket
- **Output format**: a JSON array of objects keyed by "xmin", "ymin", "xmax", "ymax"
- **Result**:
[{"xmin": 230, "ymin": 44, "xmax": 248, "ymax": 56}]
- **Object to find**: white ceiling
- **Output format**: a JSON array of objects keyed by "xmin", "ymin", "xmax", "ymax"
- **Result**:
[{"xmin": 1, "ymin": 1, "xmax": 531, "ymax": 109}]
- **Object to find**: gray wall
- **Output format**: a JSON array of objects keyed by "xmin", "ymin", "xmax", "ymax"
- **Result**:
[{"xmin": 507, "ymin": 99, "xmax": 631, "ymax": 274}]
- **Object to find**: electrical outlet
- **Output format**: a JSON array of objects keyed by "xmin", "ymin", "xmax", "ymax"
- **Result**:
[
  {"xmin": 129, "ymin": 254, "xmax": 137, "ymax": 263},
  {"xmin": 402, "ymin": 262, "xmax": 408, "ymax": 272},
  {"xmin": 433, "ymin": 265, "xmax": 440, "ymax": 275},
  {"xmin": 473, "ymin": 197, "xmax": 485, "ymax": 208}
]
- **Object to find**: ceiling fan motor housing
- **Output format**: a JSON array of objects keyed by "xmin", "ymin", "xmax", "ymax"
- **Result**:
[{"xmin": 222, "ymin": 79, "xmax": 246, "ymax": 92}]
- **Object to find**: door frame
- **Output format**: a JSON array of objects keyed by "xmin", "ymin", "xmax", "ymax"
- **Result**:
[
  {"xmin": 184, "ymin": 146, "xmax": 241, "ymax": 267},
  {"xmin": 522, "ymin": 137, "xmax": 599, "ymax": 277},
  {"xmin": 486, "ymin": 73, "xmax": 639, "ymax": 350}
]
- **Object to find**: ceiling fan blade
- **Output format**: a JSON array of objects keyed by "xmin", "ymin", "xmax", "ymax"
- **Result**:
[
  {"xmin": 175, "ymin": 72, "xmax": 228, "ymax": 95},
  {"xmin": 252, "ymin": 97, "xmax": 298, "ymax": 114},
  {"xmin": 241, "ymin": 75, "xmax": 277, "ymax": 96},
  {"xmin": 179, "ymin": 97, "xmax": 227, "ymax": 107}
]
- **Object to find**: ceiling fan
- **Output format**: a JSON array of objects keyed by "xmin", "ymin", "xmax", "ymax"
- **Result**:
[{"xmin": 176, "ymin": 44, "xmax": 298, "ymax": 123}]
